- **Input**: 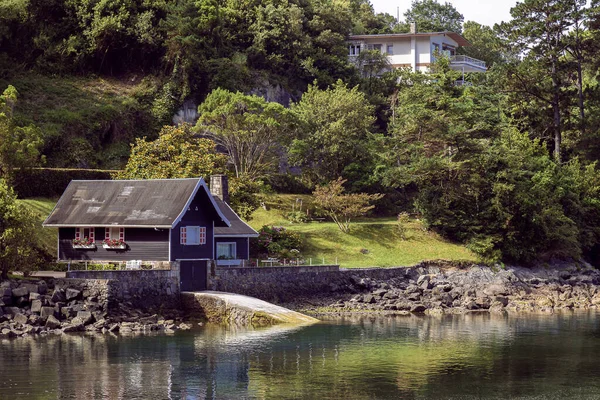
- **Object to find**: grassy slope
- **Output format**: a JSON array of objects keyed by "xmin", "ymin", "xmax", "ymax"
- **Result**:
[
  {"xmin": 24, "ymin": 195, "xmax": 475, "ymax": 268},
  {"xmin": 19, "ymin": 198, "xmax": 58, "ymax": 257},
  {"xmin": 249, "ymin": 194, "xmax": 475, "ymax": 268},
  {"xmin": 0, "ymin": 73, "xmax": 156, "ymax": 169}
]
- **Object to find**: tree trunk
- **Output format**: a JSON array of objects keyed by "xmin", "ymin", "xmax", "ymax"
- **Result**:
[
  {"xmin": 551, "ymin": 58, "xmax": 562, "ymax": 162},
  {"xmin": 576, "ymin": 58, "xmax": 585, "ymax": 134}
]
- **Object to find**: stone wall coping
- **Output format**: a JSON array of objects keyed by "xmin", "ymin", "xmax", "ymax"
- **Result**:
[{"xmin": 215, "ymin": 265, "xmax": 340, "ymax": 274}]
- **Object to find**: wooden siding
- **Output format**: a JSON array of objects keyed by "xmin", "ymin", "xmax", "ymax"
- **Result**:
[
  {"xmin": 170, "ymin": 189, "xmax": 219, "ymax": 261},
  {"xmin": 58, "ymin": 227, "xmax": 169, "ymax": 261},
  {"xmin": 215, "ymin": 238, "xmax": 249, "ymax": 260}
]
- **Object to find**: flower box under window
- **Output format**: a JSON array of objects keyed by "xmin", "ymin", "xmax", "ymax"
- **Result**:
[
  {"xmin": 102, "ymin": 239, "xmax": 127, "ymax": 250},
  {"xmin": 72, "ymin": 243, "xmax": 97, "ymax": 250}
]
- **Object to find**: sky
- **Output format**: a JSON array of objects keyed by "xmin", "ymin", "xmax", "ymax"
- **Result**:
[{"xmin": 369, "ymin": 0, "xmax": 518, "ymax": 28}]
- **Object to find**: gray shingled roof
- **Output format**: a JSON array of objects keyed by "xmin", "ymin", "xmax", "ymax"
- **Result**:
[
  {"xmin": 213, "ymin": 198, "xmax": 258, "ymax": 237},
  {"xmin": 43, "ymin": 178, "xmax": 229, "ymax": 228}
]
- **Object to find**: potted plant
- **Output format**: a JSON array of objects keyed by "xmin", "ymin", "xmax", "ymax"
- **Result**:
[
  {"xmin": 72, "ymin": 238, "xmax": 96, "ymax": 249},
  {"xmin": 102, "ymin": 238, "xmax": 127, "ymax": 250}
]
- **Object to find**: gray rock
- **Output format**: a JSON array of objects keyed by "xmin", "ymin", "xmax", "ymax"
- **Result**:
[
  {"xmin": 29, "ymin": 292, "xmax": 41, "ymax": 301},
  {"xmin": 28, "ymin": 314, "xmax": 43, "ymax": 325},
  {"xmin": 45, "ymin": 315, "xmax": 61, "ymax": 329},
  {"xmin": 40, "ymin": 306, "xmax": 55, "ymax": 318},
  {"xmin": 12, "ymin": 287, "xmax": 28, "ymax": 297},
  {"xmin": 417, "ymin": 275, "xmax": 430, "ymax": 286},
  {"xmin": 405, "ymin": 284, "xmax": 420, "ymax": 294},
  {"xmin": 363, "ymin": 294, "xmax": 376, "ymax": 304},
  {"xmin": 65, "ymin": 288, "xmax": 81, "ymax": 301},
  {"xmin": 76, "ymin": 311, "xmax": 94, "ymax": 325},
  {"xmin": 31, "ymin": 300, "xmax": 42, "ymax": 313},
  {"xmin": 407, "ymin": 293, "xmax": 421, "ymax": 301},
  {"xmin": 383, "ymin": 292, "xmax": 399, "ymax": 300},
  {"xmin": 37, "ymin": 282, "xmax": 48, "ymax": 295},
  {"xmin": 4, "ymin": 307, "xmax": 21, "ymax": 316},
  {"xmin": 13, "ymin": 313, "xmax": 28, "ymax": 325},
  {"xmin": 410, "ymin": 304, "xmax": 427, "ymax": 313},
  {"xmin": 22, "ymin": 283, "xmax": 38, "ymax": 294},
  {"xmin": 61, "ymin": 307, "xmax": 76, "ymax": 319},
  {"xmin": 63, "ymin": 323, "xmax": 84, "ymax": 332},
  {"xmin": 51, "ymin": 289, "xmax": 66, "ymax": 303},
  {"xmin": 2, "ymin": 288, "xmax": 12, "ymax": 298},
  {"xmin": 494, "ymin": 296, "xmax": 509, "ymax": 306},
  {"xmin": 372, "ymin": 289, "xmax": 388, "ymax": 297}
]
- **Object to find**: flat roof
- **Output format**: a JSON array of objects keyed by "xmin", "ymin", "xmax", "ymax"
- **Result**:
[{"xmin": 348, "ymin": 32, "xmax": 471, "ymax": 47}]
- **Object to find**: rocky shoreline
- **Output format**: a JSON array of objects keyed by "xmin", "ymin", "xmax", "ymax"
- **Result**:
[
  {"xmin": 0, "ymin": 278, "xmax": 194, "ymax": 338},
  {"xmin": 286, "ymin": 262, "xmax": 600, "ymax": 316},
  {"xmin": 4, "ymin": 261, "xmax": 600, "ymax": 338}
]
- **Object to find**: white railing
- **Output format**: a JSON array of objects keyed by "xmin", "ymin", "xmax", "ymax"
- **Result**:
[{"xmin": 450, "ymin": 55, "xmax": 486, "ymax": 69}]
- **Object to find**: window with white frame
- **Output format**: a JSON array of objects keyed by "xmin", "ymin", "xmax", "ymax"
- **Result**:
[
  {"xmin": 75, "ymin": 227, "xmax": 95, "ymax": 243},
  {"xmin": 217, "ymin": 242, "xmax": 236, "ymax": 260},
  {"xmin": 105, "ymin": 227, "xmax": 125, "ymax": 241},
  {"xmin": 386, "ymin": 44, "xmax": 393, "ymax": 55},
  {"xmin": 348, "ymin": 44, "xmax": 361, "ymax": 56},
  {"xmin": 180, "ymin": 226, "xmax": 206, "ymax": 245}
]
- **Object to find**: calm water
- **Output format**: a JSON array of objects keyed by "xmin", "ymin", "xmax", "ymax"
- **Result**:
[{"xmin": 2, "ymin": 312, "xmax": 600, "ymax": 399}]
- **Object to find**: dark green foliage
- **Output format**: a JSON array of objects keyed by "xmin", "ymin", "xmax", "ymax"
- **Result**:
[
  {"xmin": 12, "ymin": 168, "xmax": 113, "ymax": 198},
  {"xmin": 404, "ymin": 0, "xmax": 464, "ymax": 33},
  {"xmin": 253, "ymin": 225, "xmax": 303, "ymax": 259},
  {"xmin": 229, "ymin": 177, "xmax": 263, "ymax": 221},
  {"xmin": 0, "ymin": 179, "xmax": 43, "ymax": 279}
]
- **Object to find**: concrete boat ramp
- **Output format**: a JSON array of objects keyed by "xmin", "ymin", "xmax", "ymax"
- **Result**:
[{"xmin": 181, "ymin": 291, "xmax": 319, "ymax": 326}]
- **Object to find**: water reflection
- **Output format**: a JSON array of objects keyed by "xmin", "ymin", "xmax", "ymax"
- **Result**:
[{"xmin": 2, "ymin": 312, "xmax": 600, "ymax": 399}]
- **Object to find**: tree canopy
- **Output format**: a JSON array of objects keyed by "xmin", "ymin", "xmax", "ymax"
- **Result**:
[{"xmin": 404, "ymin": 0, "xmax": 464, "ymax": 33}]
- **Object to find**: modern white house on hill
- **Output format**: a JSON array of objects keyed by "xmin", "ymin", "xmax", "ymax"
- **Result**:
[{"xmin": 348, "ymin": 24, "xmax": 486, "ymax": 74}]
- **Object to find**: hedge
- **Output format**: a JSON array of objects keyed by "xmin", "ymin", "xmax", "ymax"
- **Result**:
[{"xmin": 12, "ymin": 168, "xmax": 119, "ymax": 198}]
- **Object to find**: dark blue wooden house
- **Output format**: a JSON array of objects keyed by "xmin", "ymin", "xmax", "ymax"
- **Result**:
[{"xmin": 43, "ymin": 176, "xmax": 258, "ymax": 268}]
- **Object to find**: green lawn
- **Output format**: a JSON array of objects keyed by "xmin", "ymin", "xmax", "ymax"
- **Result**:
[
  {"xmin": 21, "ymin": 195, "xmax": 476, "ymax": 268},
  {"xmin": 18, "ymin": 198, "xmax": 58, "ymax": 257},
  {"xmin": 249, "ymin": 194, "xmax": 475, "ymax": 268}
]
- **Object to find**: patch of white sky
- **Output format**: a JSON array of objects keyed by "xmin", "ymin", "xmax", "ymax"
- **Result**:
[{"xmin": 369, "ymin": 0, "xmax": 518, "ymax": 28}]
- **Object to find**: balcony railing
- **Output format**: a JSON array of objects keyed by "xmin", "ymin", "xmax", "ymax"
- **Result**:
[{"xmin": 450, "ymin": 55, "xmax": 486, "ymax": 69}]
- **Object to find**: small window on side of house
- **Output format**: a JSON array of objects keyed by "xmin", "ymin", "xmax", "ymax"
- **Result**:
[
  {"xmin": 180, "ymin": 226, "xmax": 206, "ymax": 245},
  {"xmin": 386, "ymin": 44, "xmax": 393, "ymax": 55},
  {"xmin": 217, "ymin": 242, "xmax": 236, "ymax": 260},
  {"xmin": 76, "ymin": 227, "xmax": 95, "ymax": 243}
]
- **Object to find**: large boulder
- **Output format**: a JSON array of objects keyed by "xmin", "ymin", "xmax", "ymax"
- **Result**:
[
  {"xmin": 45, "ymin": 315, "xmax": 61, "ymax": 329},
  {"xmin": 65, "ymin": 288, "xmax": 81, "ymax": 301},
  {"xmin": 30, "ymin": 300, "xmax": 42, "ymax": 313},
  {"xmin": 51, "ymin": 289, "xmax": 66, "ymax": 303},
  {"xmin": 75, "ymin": 311, "xmax": 94, "ymax": 325},
  {"xmin": 40, "ymin": 306, "xmax": 55, "ymax": 318},
  {"xmin": 13, "ymin": 313, "xmax": 28, "ymax": 325},
  {"xmin": 11, "ymin": 287, "xmax": 28, "ymax": 298},
  {"xmin": 21, "ymin": 283, "xmax": 39, "ymax": 294}
]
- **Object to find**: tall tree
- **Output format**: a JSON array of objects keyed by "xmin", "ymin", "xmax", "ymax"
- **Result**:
[
  {"xmin": 196, "ymin": 88, "xmax": 293, "ymax": 179},
  {"xmin": 117, "ymin": 124, "xmax": 227, "ymax": 180},
  {"xmin": 289, "ymin": 80, "xmax": 377, "ymax": 188},
  {"xmin": 403, "ymin": 0, "xmax": 464, "ymax": 33},
  {"xmin": 498, "ymin": 0, "xmax": 587, "ymax": 162},
  {"xmin": 459, "ymin": 21, "xmax": 509, "ymax": 68}
]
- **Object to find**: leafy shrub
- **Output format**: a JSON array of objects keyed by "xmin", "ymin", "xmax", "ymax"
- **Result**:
[
  {"xmin": 396, "ymin": 212, "xmax": 410, "ymax": 240},
  {"xmin": 253, "ymin": 225, "xmax": 303, "ymax": 259},
  {"xmin": 284, "ymin": 210, "xmax": 309, "ymax": 223}
]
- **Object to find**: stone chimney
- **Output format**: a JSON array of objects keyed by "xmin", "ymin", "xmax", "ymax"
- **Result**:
[
  {"xmin": 410, "ymin": 22, "xmax": 417, "ymax": 34},
  {"xmin": 210, "ymin": 175, "xmax": 229, "ymax": 203}
]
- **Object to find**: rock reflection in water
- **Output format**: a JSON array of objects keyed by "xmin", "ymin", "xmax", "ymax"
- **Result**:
[{"xmin": 1, "ymin": 312, "xmax": 600, "ymax": 399}]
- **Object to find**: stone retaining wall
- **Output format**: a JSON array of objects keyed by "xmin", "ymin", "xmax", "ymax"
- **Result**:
[
  {"xmin": 209, "ymin": 265, "xmax": 415, "ymax": 303},
  {"xmin": 66, "ymin": 269, "xmax": 180, "ymax": 311}
]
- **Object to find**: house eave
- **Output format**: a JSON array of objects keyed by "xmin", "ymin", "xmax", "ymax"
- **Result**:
[{"xmin": 43, "ymin": 223, "xmax": 173, "ymax": 229}]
